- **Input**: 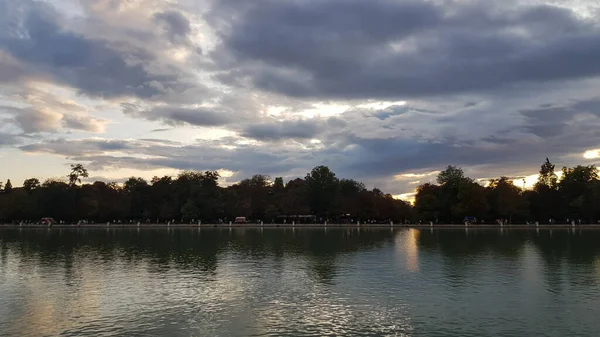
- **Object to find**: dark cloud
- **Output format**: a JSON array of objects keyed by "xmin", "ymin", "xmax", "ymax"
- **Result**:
[
  {"xmin": 153, "ymin": 10, "xmax": 191, "ymax": 43},
  {"xmin": 241, "ymin": 119, "xmax": 321, "ymax": 141},
  {"xmin": 520, "ymin": 105, "xmax": 572, "ymax": 138},
  {"xmin": 0, "ymin": 0, "xmax": 190, "ymax": 99},
  {"xmin": 210, "ymin": 0, "xmax": 600, "ymax": 99},
  {"xmin": 5, "ymin": 0, "xmax": 600, "ymax": 198}
]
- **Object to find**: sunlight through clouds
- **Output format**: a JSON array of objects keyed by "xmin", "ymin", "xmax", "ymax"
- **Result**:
[{"xmin": 584, "ymin": 149, "xmax": 600, "ymax": 159}]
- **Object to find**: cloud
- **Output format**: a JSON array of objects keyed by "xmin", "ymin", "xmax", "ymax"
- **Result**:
[
  {"xmin": 20, "ymin": 138, "xmax": 136, "ymax": 157},
  {"xmin": 153, "ymin": 10, "xmax": 192, "ymax": 44},
  {"xmin": 7, "ymin": 106, "xmax": 62, "ymax": 133},
  {"xmin": 241, "ymin": 119, "xmax": 322, "ymax": 141},
  {"xmin": 209, "ymin": 0, "xmax": 600, "ymax": 99},
  {"xmin": 0, "ymin": 86, "xmax": 108, "ymax": 134},
  {"xmin": 0, "ymin": 132, "xmax": 18, "ymax": 146},
  {"xmin": 122, "ymin": 103, "xmax": 236, "ymax": 127},
  {"xmin": 61, "ymin": 114, "xmax": 107, "ymax": 133},
  {"xmin": 19, "ymin": 136, "xmax": 316, "ymax": 180},
  {"xmin": 4, "ymin": 0, "xmax": 600, "ymax": 199},
  {"xmin": 0, "ymin": 0, "xmax": 195, "ymax": 99}
]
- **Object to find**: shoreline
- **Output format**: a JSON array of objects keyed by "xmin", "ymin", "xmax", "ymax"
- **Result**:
[{"xmin": 1, "ymin": 223, "xmax": 599, "ymax": 230}]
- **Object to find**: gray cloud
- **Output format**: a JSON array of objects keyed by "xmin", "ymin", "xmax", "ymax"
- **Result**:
[
  {"xmin": 1, "ymin": 105, "xmax": 62, "ymax": 134},
  {"xmin": 0, "ymin": 132, "xmax": 18, "ymax": 146},
  {"xmin": 0, "ymin": 0, "xmax": 191, "ymax": 99},
  {"xmin": 61, "ymin": 115, "xmax": 106, "ymax": 133},
  {"xmin": 1, "ymin": 104, "xmax": 105, "ymax": 134},
  {"xmin": 122, "ymin": 103, "xmax": 235, "ymax": 127},
  {"xmin": 19, "ymin": 137, "xmax": 316, "ymax": 180},
  {"xmin": 20, "ymin": 138, "xmax": 135, "ymax": 157},
  {"xmin": 5, "ymin": 0, "xmax": 600, "ymax": 198},
  {"xmin": 209, "ymin": 0, "xmax": 600, "ymax": 99},
  {"xmin": 332, "ymin": 97, "xmax": 600, "ymax": 180},
  {"xmin": 153, "ymin": 10, "xmax": 191, "ymax": 43},
  {"xmin": 241, "ymin": 119, "xmax": 322, "ymax": 141}
]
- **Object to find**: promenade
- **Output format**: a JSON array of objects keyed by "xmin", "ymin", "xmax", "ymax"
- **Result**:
[{"xmin": 3, "ymin": 223, "xmax": 600, "ymax": 230}]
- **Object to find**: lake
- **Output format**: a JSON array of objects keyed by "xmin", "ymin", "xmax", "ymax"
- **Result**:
[{"xmin": 1, "ymin": 227, "xmax": 600, "ymax": 337}]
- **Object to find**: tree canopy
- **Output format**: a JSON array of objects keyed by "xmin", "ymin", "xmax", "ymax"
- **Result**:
[
  {"xmin": 0, "ymin": 164, "xmax": 411, "ymax": 224},
  {"xmin": 413, "ymin": 160, "xmax": 600, "ymax": 224},
  {"xmin": 1, "ymin": 159, "xmax": 599, "ymax": 224}
]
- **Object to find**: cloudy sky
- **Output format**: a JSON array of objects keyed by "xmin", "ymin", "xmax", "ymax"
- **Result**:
[{"xmin": 2, "ymin": 0, "xmax": 600, "ymax": 200}]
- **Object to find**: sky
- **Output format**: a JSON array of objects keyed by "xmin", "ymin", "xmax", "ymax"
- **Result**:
[{"xmin": 1, "ymin": 0, "xmax": 600, "ymax": 201}]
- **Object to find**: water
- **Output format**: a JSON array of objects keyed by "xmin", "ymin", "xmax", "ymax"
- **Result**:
[{"xmin": 1, "ymin": 228, "xmax": 600, "ymax": 337}]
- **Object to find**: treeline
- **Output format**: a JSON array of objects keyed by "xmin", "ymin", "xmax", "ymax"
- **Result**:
[
  {"xmin": 415, "ymin": 159, "xmax": 600, "ymax": 224},
  {"xmin": 1, "ymin": 159, "xmax": 599, "ymax": 224},
  {"xmin": 0, "ymin": 165, "xmax": 412, "ymax": 223}
]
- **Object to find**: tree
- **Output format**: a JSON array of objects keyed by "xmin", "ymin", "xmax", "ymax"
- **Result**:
[
  {"xmin": 273, "ymin": 177, "xmax": 284, "ymax": 190},
  {"xmin": 531, "ymin": 158, "xmax": 563, "ymax": 222},
  {"xmin": 436, "ymin": 166, "xmax": 473, "ymax": 222},
  {"xmin": 23, "ymin": 178, "xmax": 40, "ymax": 192},
  {"xmin": 4, "ymin": 179, "xmax": 13, "ymax": 193},
  {"xmin": 181, "ymin": 198, "xmax": 201, "ymax": 221},
  {"xmin": 281, "ymin": 178, "xmax": 310, "ymax": 216},
  {"xmin": 123, "ymin": 177, "xmax": 149, "ymax": 219},
  {"xmin": 305, "ymin": 166, "xmax": 339, "ymax": 217},
  {"xmin": 455, "ymin": 181, "xmax": 489, "ymax": 220},
  {"xmin": 415, "ymin": 183, "xmax": 440, "ymax": 222},
  {"xmin": 535, "ymin": 158, "xmax": 558, "ymax": 190},
  {"xmin": 437, "ymin": 166, "xmax": 471, "ymax": 186},
  {"xmin": 68, "ymin": 164, "xmax": 89, "ymax": 185},
  {"xmin": 486, "ymin": 177, "xmax": 528, "ymax": 223},
  {"xmin": 559, "ymin": 165, "xmax": 599, "ymax": 222}
]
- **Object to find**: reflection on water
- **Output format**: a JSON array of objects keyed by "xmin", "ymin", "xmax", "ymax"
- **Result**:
[{"xmin": 2, "ymin": 228, "xmax": 600, "ymax": 336}]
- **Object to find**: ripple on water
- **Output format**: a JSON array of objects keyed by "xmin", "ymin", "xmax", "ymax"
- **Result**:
[{"xmin": 2, "ymin": 228, "xmax": 600, "ymax": 337}]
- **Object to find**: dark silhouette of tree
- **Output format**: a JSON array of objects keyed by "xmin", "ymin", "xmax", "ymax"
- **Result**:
[
  {"xmin": 437, "ymin": 165, "xmax": 471, "ymax": 186},
  {"xmin": 305, "ymin": 165, "xmax": 339, "ymax": 217},
  {"xmin": 559, "ymin": 165, "xmax": 599, "ymax": 222},
  {"xmin": 530, "ymin": 158, "xmax": 563, "ymax": 222},
  {"xmin": 23, "ymin": 178, "xmax": 40, "ymax": 192},
  {"xmin": 68, "ymin": 164, "xmax": 89, "ymax": 186},
  {"xmin": 536, "ymin": 158, "xmax": 558, "ymax": 189},
  {"xmin": 415, "ymin": 183, "xmax": 440, "ymax": 222},
  {"xmin": 3, "ymin": 179, "xmax": 13, "ymax": 193},
  {"xmin": 456, "ymin": 181, "xmax": 489, "ymax": 220},
  {"xmin": 1, "ymin": 161, "xmax": 599, "ymax": 225},
  {"xmin": 486, "ymin": 177, "xmax": 528, "ymax": 224},
  {"xmin": 436, "ymin": 166, "xmax": 473, "ymax": 222}
]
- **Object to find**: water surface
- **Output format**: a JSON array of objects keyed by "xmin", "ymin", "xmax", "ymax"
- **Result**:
[{"xmin": 1, "ymin": 227, "xmax": 600, "ymax": 336}]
